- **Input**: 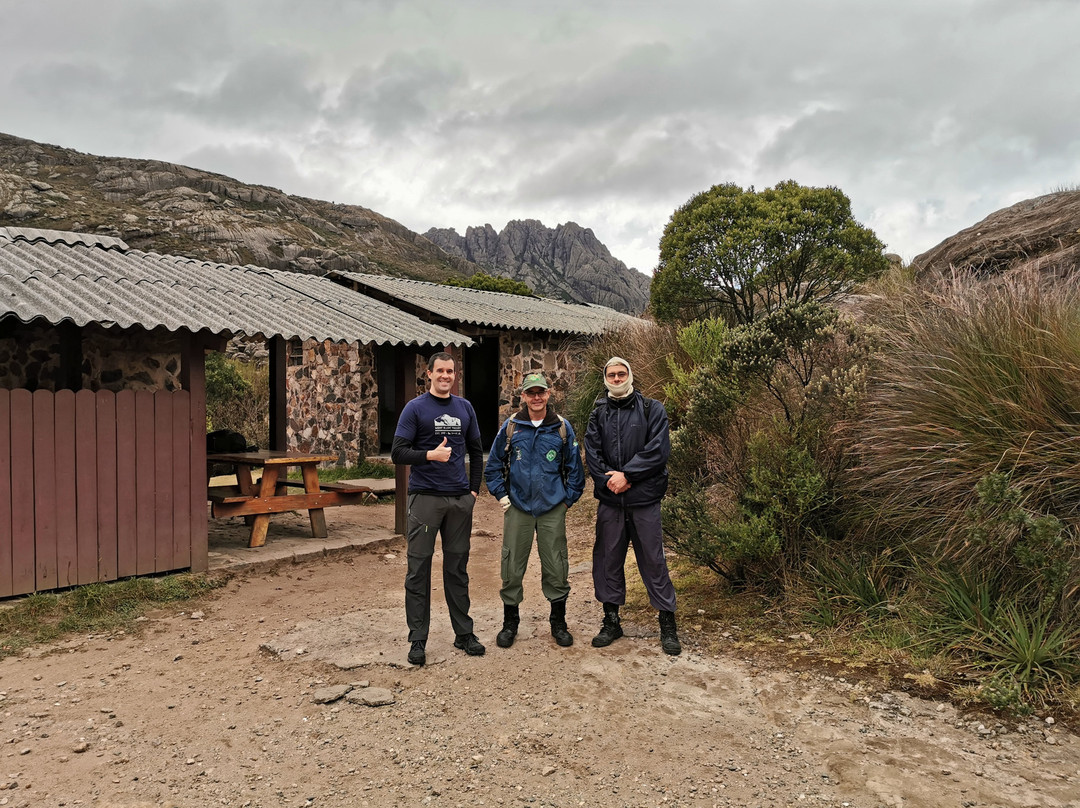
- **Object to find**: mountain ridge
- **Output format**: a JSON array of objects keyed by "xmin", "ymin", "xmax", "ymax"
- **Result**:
[{"xmin": 0, "ymin": 132, "xmax": 646, "ymax": 312}]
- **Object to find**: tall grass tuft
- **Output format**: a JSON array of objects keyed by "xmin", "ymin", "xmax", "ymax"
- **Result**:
[
  {"xmin": 965, "ymin": 604, "xmax": 1080, "ymax": 703},
  {"xmin": 851, "ymin": 268, "xmax": 1080, "ymax": 604},
  {"xmin": 565, "ymin": 321, "xmax": 682, "ymax": 430}
]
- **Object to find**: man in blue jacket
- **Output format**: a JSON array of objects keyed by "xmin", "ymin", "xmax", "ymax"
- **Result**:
[
  {"xmin": 584, "ymin": 357, "xmax": 682, "ymax": 655},
  {"xmin": 391, "ymin": 352, "xmax": 486, "ymax": 667},
  {"xmin": 484, "ymin": 373, "xmax": 586, "ymax": 648}
]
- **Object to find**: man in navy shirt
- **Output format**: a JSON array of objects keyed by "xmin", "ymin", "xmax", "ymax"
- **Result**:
[{"xmin": 391, "ymin": 352, "xmax": 486, "ymax": 666}]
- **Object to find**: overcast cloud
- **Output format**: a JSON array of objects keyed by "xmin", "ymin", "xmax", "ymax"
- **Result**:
[{"xmin": 2, "ymin": 0, "xmax": 1077, "ymax": 272}]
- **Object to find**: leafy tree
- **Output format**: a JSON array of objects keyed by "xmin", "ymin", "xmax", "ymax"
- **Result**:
[
  {"xmin": 652, "ymin": 180, "xmax": 888, "ymax": 324},
  {"xmin": 444, "ymin": 271, "xmax": 533, "ymax": 296}
]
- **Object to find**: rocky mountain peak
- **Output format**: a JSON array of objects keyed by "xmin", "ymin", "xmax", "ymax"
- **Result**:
[{"xmin": 424, "ymin": 219, "xmax": 650, "ymax": 314}]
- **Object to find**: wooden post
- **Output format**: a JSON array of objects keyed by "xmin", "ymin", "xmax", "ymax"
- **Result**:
[
  {"xmin": 179, "ymin": 332, "xmax": 208, "ymax": 572},
  {"xmin": 268, "ymin": 336, "xmax": 287, "ymax": 451},
  {"xmin": 394, "ymin": 347, "xmax": 415, "ymax": 535}
]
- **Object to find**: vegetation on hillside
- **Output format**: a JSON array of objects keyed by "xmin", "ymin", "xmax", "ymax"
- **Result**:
[
  {"xmin": 444, "ymin": 271, "xmax": 534, "ymax": 296},
  {"xmin": 205, "ymin": 352, "xmax": 269, "ymax": 449},
  {"xmin": 632, "ymin": 181, "xmax": 1080, "ymax": 713}
]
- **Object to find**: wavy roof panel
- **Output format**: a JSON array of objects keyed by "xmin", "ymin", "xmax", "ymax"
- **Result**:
[
  {"xmin": 332, "ymin": 271, "xmax": 644, "ymax": 336},
  {"xmin": 0, "ymin": 228, "xmax": 471, "ymax": 347}
]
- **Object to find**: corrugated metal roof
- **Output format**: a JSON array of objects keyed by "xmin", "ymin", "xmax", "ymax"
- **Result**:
[
  {"xmin": 333, "ymin": 271, "xmax": 645, "ymax": 336},
  {"xmin": 0, "ymin": 228, "xmax": 472, "ymax": 347}
]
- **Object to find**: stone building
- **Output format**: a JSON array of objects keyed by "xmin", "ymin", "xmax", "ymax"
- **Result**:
[{"xmin": 319, "ymin": 272, "xmax": 646, "ymax": 452}]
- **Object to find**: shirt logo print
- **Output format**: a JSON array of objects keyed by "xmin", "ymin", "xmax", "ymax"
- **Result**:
[{"xmin": 433, "ymin": 414, "xmax": 462, "ymax": 434}]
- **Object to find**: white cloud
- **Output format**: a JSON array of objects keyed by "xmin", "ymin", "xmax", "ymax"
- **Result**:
[{"xmin": 2, "ymin": 0, "xmax": 1078, "ymax": 274}]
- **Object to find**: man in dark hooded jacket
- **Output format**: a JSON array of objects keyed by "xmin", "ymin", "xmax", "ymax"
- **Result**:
[{"xmin": 583, "ymin": 357, "xmax": 681, "ymax": 655}]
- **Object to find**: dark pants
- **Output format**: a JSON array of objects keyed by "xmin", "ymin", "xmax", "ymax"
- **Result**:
[
  {"xmin": 405, "ymin": 493, "xmax": 475, "ymax": 642},
  {"xmin": 592, "ymin": 501, "xmax": 676, "ymax": 612}
]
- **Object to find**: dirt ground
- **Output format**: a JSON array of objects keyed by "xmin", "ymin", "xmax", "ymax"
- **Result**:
[{"xmin": 1, "ymin": 490, "xmax": 1078, "ymax": 808}]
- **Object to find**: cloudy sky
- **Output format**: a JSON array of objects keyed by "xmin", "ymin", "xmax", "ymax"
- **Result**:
[{"xmin": 2, "ymin": 0, "xmax": 1077, "ymax": 273}]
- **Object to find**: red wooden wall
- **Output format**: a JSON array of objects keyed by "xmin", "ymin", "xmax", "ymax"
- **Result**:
[{"xmin": 0, "ymin": 388, "xmax": 207, "ymax": 597}]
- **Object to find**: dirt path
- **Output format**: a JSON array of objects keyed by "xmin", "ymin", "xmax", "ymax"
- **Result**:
[{"xmin": 0, "ymin": 493, "xmax": 1077, "ymax": 808}]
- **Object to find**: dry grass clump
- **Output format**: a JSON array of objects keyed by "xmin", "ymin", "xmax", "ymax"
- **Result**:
[
  {"xmin": 851, "ymin": 268, "xmax": 1080, "ymax": 558},
  {"xmin": 565, "ymin": 321, "xmax": 683, "ymax": 429}
]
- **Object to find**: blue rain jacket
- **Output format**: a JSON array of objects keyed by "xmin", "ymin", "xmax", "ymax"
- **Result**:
[{"xmin": 485, "ymin": 407, "xmax": 586, "ymax": 517}]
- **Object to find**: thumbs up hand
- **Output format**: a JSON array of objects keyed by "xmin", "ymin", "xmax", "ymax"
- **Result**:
[{"xmin": 428, "ymin": 437, "xmax": 452, "ymax": 463}]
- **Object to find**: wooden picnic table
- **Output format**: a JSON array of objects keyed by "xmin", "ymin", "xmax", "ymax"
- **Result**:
[{"xmin": 206, "ymin": 450, "xmax": 378, "ymax": 548}]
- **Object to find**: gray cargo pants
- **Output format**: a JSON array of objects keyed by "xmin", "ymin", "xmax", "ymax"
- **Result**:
[{"xmin": 405, "ymin": 493, "xmax": 476, "ymax": 642}]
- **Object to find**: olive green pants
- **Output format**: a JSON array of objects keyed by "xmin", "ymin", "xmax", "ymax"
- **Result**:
[{"xmin": 499, "ymin": 504, "xmax": 570, "ymax": 605}]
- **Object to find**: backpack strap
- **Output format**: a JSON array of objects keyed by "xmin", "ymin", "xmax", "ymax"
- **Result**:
[{"xmin": 502, "ymin": 419, "xmax": 516, "ymax": 479}]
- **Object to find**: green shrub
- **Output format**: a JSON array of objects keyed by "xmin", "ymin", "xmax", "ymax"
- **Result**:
[
  {"xmin": 964, "ymin": 472, "xmax": 1073, "ymax": 604},
  {"xmin": 205, "ymin": 351, "xmax": 252, "ymax": 403},
  {"xmin": 663, "ymin": 301, "xmax": 874, "ymax": 586},
  {"xmin": 664, "ymin": 317, "xmax": 729, "ymax": 423}
]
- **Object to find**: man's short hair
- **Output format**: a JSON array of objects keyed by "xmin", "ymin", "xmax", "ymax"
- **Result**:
[{"xmin": 427, "ymin": 351, "xmax": 456, "ymax": 370}]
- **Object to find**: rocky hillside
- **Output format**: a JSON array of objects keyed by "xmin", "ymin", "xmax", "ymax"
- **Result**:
[
  {"xmin": 911, "ymin": 190, "xmax": 1080, "ymax": 278},
  {"xmin": 425, "ymin": 220, "xmax": 651, "ymax": 314},
  {"xmin": 0, "ymin": 132, "xmax": 649, "ymax": 313},
  {"xmin": 0, "ymin": 132, "xmax": 476, "ymax": 280}
]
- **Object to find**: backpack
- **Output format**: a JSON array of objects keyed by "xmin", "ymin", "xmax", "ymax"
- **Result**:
[{"xmin": 503, "ymin": 415, "xmax": 571, "ymax": 484}]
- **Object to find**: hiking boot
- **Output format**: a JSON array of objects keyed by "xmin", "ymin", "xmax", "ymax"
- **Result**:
[
  {"xmin": 659, "ymin": 610, "xmax": 682, "ymax": 656},
  {"xmin": 497, "ymin": 604, "xmax": 520, "ymax": 648},
  {"xmin": 591, "ymin": 603, "xmax": 623, "ymax": 647},
  {"xmin": 453, "ymin": 633, "xmax": 486, "ymax": 656},
  {"xmin": 407, "ymin": 640, "xmax": 426, "ymax": 666},
  {"xmin": 549, "ymin": 598, "xmax": 573, "ymax": 647}
]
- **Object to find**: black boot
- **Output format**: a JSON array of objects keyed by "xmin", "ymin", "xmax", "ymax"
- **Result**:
[
  {"xmin": 591, "ymin": 603, "xmax": 623, "ymax": 647},
  {"xmin": 549, "ymin": 598, "xmax": 573, "ymax": 647},
  {"xmin": 659, "ymin": 610, "xmax": 682, "ymax": 656},
  {"xmin": 496, "ymin": 603, "xmax": 519, "ymax": 648}
]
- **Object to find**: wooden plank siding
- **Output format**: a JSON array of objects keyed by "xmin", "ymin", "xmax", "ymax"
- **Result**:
[
  {"xmin": 0, "ymin": 391, "xmax": 11, "ymax": 596},
  {"xmin": 0, "ymin": 388, "xmax": 205, "ymax": 597}
]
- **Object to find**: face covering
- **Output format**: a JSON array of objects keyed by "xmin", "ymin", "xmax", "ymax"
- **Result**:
[{"xmin": 604, "ymin": 357, "xmax": 634, "ymax": 399}]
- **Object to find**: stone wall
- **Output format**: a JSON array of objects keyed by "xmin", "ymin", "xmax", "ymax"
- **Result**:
[
  {"xmin": 0, "ymin": 322, "xmax": 180, "ymax": 391},
  {"xmin": 286, "ymin": 339, "xmax": 377, "ymax": 466},
  {"xmin": 0, "ymin": 322, "xmax": 60, "ymax": 390},
  {"xmin": 498, "ymin": 331, "xmax": 586, "ymax": 423},
  {"xmin": 83, "ymin": 325, "xmax": 182, "ymax": 391}
]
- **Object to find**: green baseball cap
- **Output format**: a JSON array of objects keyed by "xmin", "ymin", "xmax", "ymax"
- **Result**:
[{"xmin": 521, "ymin": 373, "xmax": 549, "ymax": 391}]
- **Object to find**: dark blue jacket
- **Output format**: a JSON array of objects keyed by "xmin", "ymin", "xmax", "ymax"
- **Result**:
[
  {"xmin": 484, "ymin": 407, "xmax": 586, "ymax": 517},
  {"xmin": 584, "ymin": 391, "xmax": 670, "ymax": 507}
]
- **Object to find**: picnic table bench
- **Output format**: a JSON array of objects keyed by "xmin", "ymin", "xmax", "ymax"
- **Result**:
[{"xmin": 206, "ymin": 451, "xmax": 393, "ymax": 548}]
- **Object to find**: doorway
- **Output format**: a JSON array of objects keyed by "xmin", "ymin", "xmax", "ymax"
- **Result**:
[{"xmin": 463, "ymin": 337, "xmax": 500, "ymax": 449}]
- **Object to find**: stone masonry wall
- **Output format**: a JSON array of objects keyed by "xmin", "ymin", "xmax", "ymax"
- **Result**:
[
  {"xmin": 0, "ymin": 322, "xmax": 61, "ymax": 390},
  {"xmin": 499, "ymin": 331, "xmax": 587, "ymax": 425},
  {"xmin": 286, "ymin": 339, "xmax": 377, "ymax": 466},
  {"xmin": 82, "ymin": 325, "xmax": 182, "ymax": 391},
  {"xmin": 0, "ymin": 322, "xmax": 180, "ymax": 391}
]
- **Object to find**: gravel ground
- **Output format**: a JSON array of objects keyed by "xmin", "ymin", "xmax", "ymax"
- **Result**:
[{"xmin": 0, "ymin": 491, "xmax": 1077, "ymax": 808}]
